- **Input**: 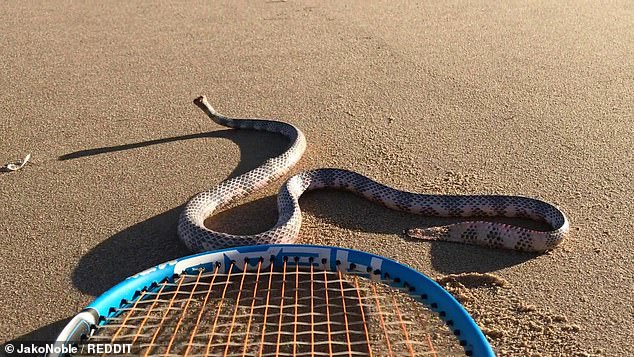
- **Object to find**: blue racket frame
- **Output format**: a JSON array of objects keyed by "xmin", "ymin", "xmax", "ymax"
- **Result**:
[{"xmin": 53, "ymin": 244, "xmax": 494, "ymax": 357}]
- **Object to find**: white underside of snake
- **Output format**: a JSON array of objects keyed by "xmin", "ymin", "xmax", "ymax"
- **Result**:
[{"xmin": 177, "ymin": 96, "xmax": 569, "ymax": 253}]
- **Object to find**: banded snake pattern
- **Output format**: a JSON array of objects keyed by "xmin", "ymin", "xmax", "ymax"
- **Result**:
[{"xmin": 177, "ymin": 96, "xmax": 569, "ymax": 253}]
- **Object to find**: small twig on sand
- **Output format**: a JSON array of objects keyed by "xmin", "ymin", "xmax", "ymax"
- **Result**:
[{"xmin": 1, "ymin": 153, "xmax": 31, "ymax": 172}]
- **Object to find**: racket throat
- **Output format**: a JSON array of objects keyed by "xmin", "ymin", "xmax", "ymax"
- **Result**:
[{"xmin": 47, "ymin": 308, "xmax": 99, "ymax": 357}]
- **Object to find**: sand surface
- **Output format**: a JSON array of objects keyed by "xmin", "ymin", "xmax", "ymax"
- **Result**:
[{"xmin": 1, "ymin": 1, "xmax": 632, "ymax": 355}]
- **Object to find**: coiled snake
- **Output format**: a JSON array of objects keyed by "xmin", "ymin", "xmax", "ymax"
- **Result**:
[{"xmin": 177, "ymin": 96, "xmax": 569, "ymax": 253}]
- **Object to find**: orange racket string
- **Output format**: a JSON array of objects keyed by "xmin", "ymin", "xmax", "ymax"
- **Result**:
[
  {"xmin": 322, "ymin": 268, "xmax": 333, "ymax": 357},
  {"xmin": 143, "ymin": 272, "xmax": 187, "ymax": 357},
  {"xmin": 292, "ymin": 262, "xmax": 299, "ymax": 356},
  {"xmin": 337, "ymin": 270, "xmax": 353, "ymax": 357},
  {"xmin": 391, "ymin": 295, "xmax": 415, "ymax": 357},
  {"xmin": 222, "ymin": 262, "xmax": 249, "ymax": 357},
  {"xmin": 370, "ymin": 282, "xmax": 395, "ymax": 357},
  {"xmin": 257, "ymin": 261, "xmax": 276, "ymax": 356},
  {"xmin": 109, "ymin": 290, "xmax": 147, "ymax": 343},
  {"xmin": 352, "ymin": 276, "xmax": 374, "ymax": 357},
  {"xmin": 241, "ymin": 259, "xmax": 263, "ymax": 357},
  {"xmin": 72, "ymin": 254, "xmax": 476, "ymax": 356},
  {"xmin": 310, "ymin": 263, "xmax": 315, "ymax": 357},
  {"xmin": 204, "ymin": 262, "xmax": 235, "ymax": 356},
  {"xmin": 183, "ymin": 264, "xmax": 220, "ymax": 357},
  {"xmin": 164, "ymin": 269, "xmax": 204, "ymax": 356},
  {"xmin": 274, "ymin": 259, "xmax": 288, "ymax": 357},
  {"xmin": 426, "ymin": 335, "xmax": 438, "ymax": 357},
  {"xmin": 130, "ymin": 280, "xmax": 168, "ymax": 347}
]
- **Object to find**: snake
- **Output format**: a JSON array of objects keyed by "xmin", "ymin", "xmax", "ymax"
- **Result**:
[{"xmin": 177, "ymin": 96, "xmax": 569, "ymax": 253}]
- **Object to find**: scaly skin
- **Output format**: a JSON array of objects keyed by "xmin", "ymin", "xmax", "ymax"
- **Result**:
[{"xmin": 177, "ymin": 96, "xmax": 569, "ymax": 253}]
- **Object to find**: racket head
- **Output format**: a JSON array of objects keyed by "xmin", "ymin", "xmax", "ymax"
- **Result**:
[{"xmin": 52, "ymin": 244, "xmax": 494, "ymax": 356}]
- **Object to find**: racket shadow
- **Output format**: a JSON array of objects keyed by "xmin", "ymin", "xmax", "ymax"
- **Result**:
[{"xmin": 5, "ymin": 318, "xmax": 72, "ymax": 348}]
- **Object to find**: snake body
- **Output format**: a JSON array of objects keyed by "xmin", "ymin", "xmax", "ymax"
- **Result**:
[{"xmin": 177, "ymin": 96, "xmax": 569, "ymax": 253}]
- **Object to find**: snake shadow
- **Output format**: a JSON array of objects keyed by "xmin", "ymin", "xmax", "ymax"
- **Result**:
[
  {"xmin": 197, "ymin": 186, "xmax": 540, "ymax": 274},
  {"xmin": 66, "ymin": 129, "xmax": 289, "ymax": 297},
  {"xmin": 264, "ymin": 190, "xmax": 539, "ymax": 273},
  {"xmin": 67, "ymin": 128, "xmax": 537, "ymax": 297}
]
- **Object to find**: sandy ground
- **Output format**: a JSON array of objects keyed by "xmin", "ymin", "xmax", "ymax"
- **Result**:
[{"xmin": 1, "ymin": 1, "xmax": 632, "ymax": 355}]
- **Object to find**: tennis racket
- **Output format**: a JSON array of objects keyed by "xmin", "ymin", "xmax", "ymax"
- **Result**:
[{"xmin": 50, "ymin": 244, "xmax": 494, "ymax": 356}]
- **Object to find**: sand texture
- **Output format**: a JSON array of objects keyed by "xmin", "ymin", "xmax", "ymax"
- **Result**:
[{"xmin": 1, "ymin": 1, "xmax": 632, "ymax": 355}]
